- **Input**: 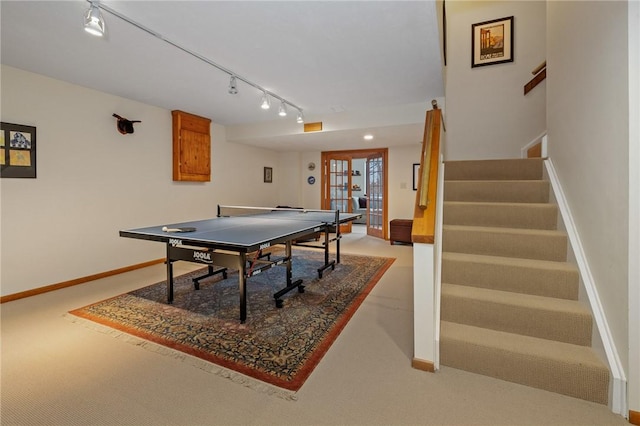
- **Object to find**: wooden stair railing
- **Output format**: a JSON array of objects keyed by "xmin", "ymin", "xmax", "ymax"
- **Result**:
[
  {"xmin": 412, "ymin": 101, "xmax": 442, "ymax": 244},
  {"xmin": 524, "ymin": 61, "xmax": 546, "ymax": 95}
]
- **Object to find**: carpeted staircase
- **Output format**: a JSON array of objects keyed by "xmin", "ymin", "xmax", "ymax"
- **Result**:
[{"xmin": 439, "ymin": 158, "xmax": 610, "ymax": 405}]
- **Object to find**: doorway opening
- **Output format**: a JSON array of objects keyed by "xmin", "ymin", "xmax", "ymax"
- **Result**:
[{"xmin": 321, "ymin": 148, "xmax": 388, "ymax": 239}]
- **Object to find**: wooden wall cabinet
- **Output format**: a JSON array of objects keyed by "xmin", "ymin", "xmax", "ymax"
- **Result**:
[{"xmin": 172, "ymin": 110, "xmax": 211, "ymax": 182}]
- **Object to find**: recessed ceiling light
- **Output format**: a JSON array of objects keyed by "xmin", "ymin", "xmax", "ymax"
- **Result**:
[{"xmin": 364, "ymin": 134, "xmax": 374, "ymax": 141}]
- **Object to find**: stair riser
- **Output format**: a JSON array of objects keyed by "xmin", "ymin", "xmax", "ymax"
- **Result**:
[
  {"xmin": 444, "ymin": 203, "xmax": 558, "ymax": 230},
  {"xmin": 444, "ymin": 159, "xmax": 544, "ymax": 181},
  {"xmin": 443, "ymin": 228, "xmax": 567, "ymax": 261},
  {"xmin": 442, "ymin": 257, "xmax": 579, "ymax": 300},
  {"xmin": 440, "ymin": 338, "xmax": 609, "ymax": 405},
  {"xmin": 444, "ymin": 181, "xmax": 550, "ymax": 203},
  {"xmin": 441, "ymin": 295, "xmax": 592, "ymax": 345}
]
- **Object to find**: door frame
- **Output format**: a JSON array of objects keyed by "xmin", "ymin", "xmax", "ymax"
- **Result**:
[{"xmin": 321, "ymin": 148, "xmax": 389, "ymax": 240}]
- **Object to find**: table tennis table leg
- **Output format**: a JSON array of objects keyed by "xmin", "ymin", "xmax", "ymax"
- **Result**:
[
  {"xmin": 166, "ymin": 244, "xmax": 174, "ymax": 304},
  {"xmin": 336, "ymin": 223, "xmax": 341, "ymax": 264},
  {"xmin": 273, "ymin": 241, "xmax": 304, "ymax": 308},
  {"xmin": 239, "ymin": 252, "xmax": 247, "ymax": 323},
  {"xmin": 317, "ymin": 225, "xmax": 336, "ymax": 279}
]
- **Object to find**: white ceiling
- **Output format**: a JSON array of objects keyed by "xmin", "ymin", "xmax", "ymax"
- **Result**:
[{"xmin": 1, "ymin": 0, "xmax": 444, "ymax": 151}]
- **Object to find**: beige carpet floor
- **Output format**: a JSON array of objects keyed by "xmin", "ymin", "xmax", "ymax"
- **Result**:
[{"xmin": 0, "ymin": 226, "xmax": 629, "ymax": 425}]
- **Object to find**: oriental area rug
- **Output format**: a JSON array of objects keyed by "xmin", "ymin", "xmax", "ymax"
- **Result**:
[{"xmin": 68, "ymin": 248, "xmax": 394, "ymax": 400}]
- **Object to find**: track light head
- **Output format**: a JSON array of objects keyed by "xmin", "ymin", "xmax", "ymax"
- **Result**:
[
  {"xmin": 228, "ymin": 76, "xmax": 238, "ymax": 95},
  {"xmin": 84, "ymin": 3, "xmax": 106, "ymax": 37},
  {"xmin": 278, "ymin": 101, "xmax": 287, "ymax": 117},
  {"xmin": 79, "ymin": 4, "xmax": 305, "ymax": 120},
  {"xmin": 261, "ymin": 92, "xmax": 270, "ymax": 110}
]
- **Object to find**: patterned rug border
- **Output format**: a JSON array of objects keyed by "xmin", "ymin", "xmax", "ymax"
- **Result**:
[
  {"xmin": 67, "ymin": 253, "xmax": 395, "ymax": 400},
  {"xmin": 63, "ymin": 312, "xmax": 298, "ymax": 400}
]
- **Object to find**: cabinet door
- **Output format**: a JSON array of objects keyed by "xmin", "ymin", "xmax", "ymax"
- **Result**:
[
  {"xmin": 179, "ymin": 129, "xmax": 210, "ymax": 179},
  {"xmin": 172, "ymin": 110, "xmax": 211, "ymax": 182}
]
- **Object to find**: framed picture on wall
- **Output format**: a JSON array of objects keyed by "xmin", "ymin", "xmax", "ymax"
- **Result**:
[
  {"xmin": 1, "ymin": 122, "xmax": 37, "ymax": 178},
  {"xmin": 472, "ymin": 16, "xmax": 514, "ymax": 68},
  {"xmin": 264, "ymin": 167, "xmax": 273, "ymax": 183}
]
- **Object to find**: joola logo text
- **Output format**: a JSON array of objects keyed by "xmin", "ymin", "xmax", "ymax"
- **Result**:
[
  {"xmin": 193, "ymin": 251, "xmax": 212, "ymax": 263},
  {"xmin": 259, "ymin": 242, "xmax": 271, "ymax": 250},
  {"xmin": 169, "ymin": 238, "xmax": 182, "ymax": 246}
]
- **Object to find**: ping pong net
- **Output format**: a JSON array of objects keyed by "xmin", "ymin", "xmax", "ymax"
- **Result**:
[{"xmin": 217, "ymin": 205, "xmax": 341, "ymax": 224}]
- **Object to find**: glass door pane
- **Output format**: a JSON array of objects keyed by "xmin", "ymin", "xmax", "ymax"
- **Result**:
[
  {"xmin": 326, "ymin": 157, "xmax": 352, "ymax": 234},
  {"xmin": 366, "ymin": 153, "xmax": 383, "ymax": 238}
]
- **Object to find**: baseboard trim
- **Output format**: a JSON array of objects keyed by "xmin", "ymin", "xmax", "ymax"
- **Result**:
[
  {"xmin": 630, "ymin": 410, "xmax": 640, "ymax": 425},
  {"xmin": 545, "ymin": 158, "xmax": 627, "ymax": 415},
  {"xmin": 0, "ymin": 259, "xmax": 165, "ymax": 303},
  {"xmin": 412, "ymin": 357, "xmax": 435, "ymax": 373}
]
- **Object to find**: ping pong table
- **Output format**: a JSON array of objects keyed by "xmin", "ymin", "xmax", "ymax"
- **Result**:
[{"xmin": 119, "ymin": 206, "xmax": 361, "ymax": 322}]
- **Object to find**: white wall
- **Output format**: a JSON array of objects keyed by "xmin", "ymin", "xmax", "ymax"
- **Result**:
[
  {"xmin": 388, "ymin": 145, "xmax": 423, "ymax": 221},
  {"xmin": 547, "ymin": 0, "xmax": 630, "ymax": 397},
  {"xmin": 275, "ymin": 151, "xmax": 322, "ymax": 210},
  {"xmin": 628, "ymin": 0, "xmax": 640, "ymax": 415},
  {"xmin": 444, "ymin": 1, "xmax": 546, "ymax": 160},
  {"xmin": 276, "ymin": 151, "xmax": 302, "ymax": 208},
  {"xmin": 0, "ymin": 66, "xmax": 280, "ymax": 296}
]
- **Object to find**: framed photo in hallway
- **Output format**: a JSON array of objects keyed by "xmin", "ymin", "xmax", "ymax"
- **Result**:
[
  {"xmin": 1, "ymin": 122, "xmax": 37, "ymax": 178},
  {"xmin": 472, "ymin": 16, "xmax": 514, "ymax": 68},
  {"xmin": 264, "ymin": 166, "xmax": 273, "ymax": 183}
]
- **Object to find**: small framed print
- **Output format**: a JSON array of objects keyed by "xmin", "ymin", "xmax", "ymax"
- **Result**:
[
  {"xmin": 413, "ymin": 163, "xmax": 420, "ymax": 191},
  {"xmin": 264, "ymin": 167, "xmax": 273, "ymax": 183},
  {"xmin": 472, "ymin": 16, "xmax": 514, "ymax": 68},
  {"xmin": 1, "ymin": 122, "xmax": 37, "ymax": 178}
]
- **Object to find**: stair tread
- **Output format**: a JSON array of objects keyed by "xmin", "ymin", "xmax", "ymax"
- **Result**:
[
  {"xmin": 444, "ymin": 224, "xmax": 565, "ymax": 236},
  {"xmin": 445, "ymin": 179, "xmax": 550, "ymax": 183},
  {"xmin": 442, "ymin": 252, "xmax": 577, "ymax": 272},
  {"xmin": 441, "ymin": 283, "xmax": 590, "ymax": 315},
  {"xmin": 444, "ymin": 201, "xmax": 555, "ymax": 208},
  {"xmin": 444, "ymin": 159, "xmax": 544, "ymax": 180},
  {"xmin": 444, "ymin": 180, "xmax": 551, "ymax": 203},
  {"xmin": 440, "ymin": 321, "xmax": 607, "ymax": 369}
]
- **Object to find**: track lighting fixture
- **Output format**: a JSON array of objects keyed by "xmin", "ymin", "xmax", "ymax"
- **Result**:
[
  {"xmin": 83, "ymin": 1, "xmax": 303, "ymax": 120},
  {"xmin": 228, "ymin": 76, "xmax": 238, "ymax": 94},
  {"xmin": 84, "ymin": 2, "xmax": 105, "ymax": 37},
  {"xmin": 278, "ymin": 101, "xmax": 287, "ymax": 117},
  {"xmin": 261, "ymin": 92, "xmax": 270, "ymax": 110},
  {"xmin": 296, "ymin": 110, "xmax": 304, "ymax": 124}
]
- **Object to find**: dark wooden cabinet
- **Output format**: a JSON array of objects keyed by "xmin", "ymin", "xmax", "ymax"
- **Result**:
[
  {"xmin": 390, "ymin": 219, "xmax": 413, "ymax": 245},
  {"xmin": 172, "ymin": 110, "xmax": 211, "ymax": 182}
]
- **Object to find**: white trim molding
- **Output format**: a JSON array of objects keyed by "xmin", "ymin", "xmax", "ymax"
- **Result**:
[
  {"xmin": 521, "ymin": 132, "xmax": 547, "ymax": 158},
  {"xmin": 545, "ymin": 158, "xmax": 627, "ymax": 415},
  {"xmin": 413, "ymin": 242, "xmax": 436, "ymax": 366}
]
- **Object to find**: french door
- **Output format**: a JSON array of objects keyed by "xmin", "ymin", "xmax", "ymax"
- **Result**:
[
  {"xmin": 321, "ymin": 149, "xmax": 388, "ymax": 239},
  {"xmin": 324, "ymin": 155, "xmax": 352, "ymax": 233},
  {"xmin": 366, "ymin": 152, "xmax": 384, "ymax": 238}
]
